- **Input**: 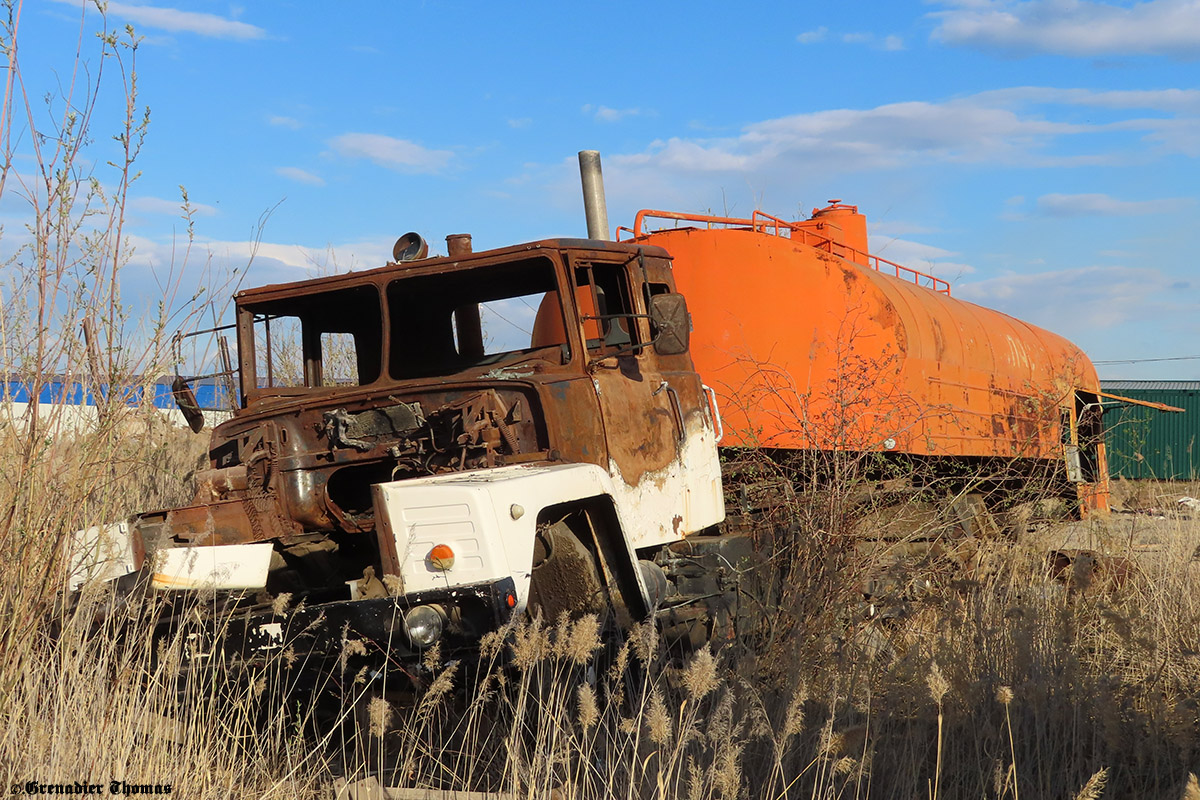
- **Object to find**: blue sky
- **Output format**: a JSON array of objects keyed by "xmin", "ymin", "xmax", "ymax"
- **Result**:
[{"xmin": 16, "ymin": 0, "xmax": 1200, "ymax": 378}]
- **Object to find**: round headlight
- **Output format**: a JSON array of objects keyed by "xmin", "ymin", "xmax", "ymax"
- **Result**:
[{"xmin": 403, "ymin": 604, "xmax": 445, "ymax": 648}]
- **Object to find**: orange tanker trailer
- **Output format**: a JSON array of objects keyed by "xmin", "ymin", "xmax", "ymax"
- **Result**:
[{"xmin": 620, "ymin": 203, "xmax": 1137, "ymax": 514}]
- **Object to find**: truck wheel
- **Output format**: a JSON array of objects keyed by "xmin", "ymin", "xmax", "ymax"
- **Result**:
[{"xmin": 527, "ymin": 519, "xmax": 606, "ymax": 622}]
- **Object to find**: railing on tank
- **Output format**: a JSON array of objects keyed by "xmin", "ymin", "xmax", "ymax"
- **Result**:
[{"xmin": 617, "ymin": 209, "xmax": 952, "ymax": 296}]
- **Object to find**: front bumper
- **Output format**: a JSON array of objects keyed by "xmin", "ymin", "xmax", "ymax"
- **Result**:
[{"xmin": 170, "ymin": 577, "xmax": 518, "ymax": 681}]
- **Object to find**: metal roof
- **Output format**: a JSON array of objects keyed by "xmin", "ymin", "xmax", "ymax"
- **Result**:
[{"xmin": 1101, "ymin": 380, "xmax": 1200, "ymax": 391}]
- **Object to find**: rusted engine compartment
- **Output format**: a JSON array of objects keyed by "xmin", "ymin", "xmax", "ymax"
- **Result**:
[
  {"xmin": 215, "ymin": 386, "xmax": 544, "ymax": 529},
  {"xmin": 139, "ymin": 384, "xmax": 548, "ymax": 602}
]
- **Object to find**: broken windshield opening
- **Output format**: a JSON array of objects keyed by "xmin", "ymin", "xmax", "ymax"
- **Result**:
[
  {"xmin": 243, "ymin": 284, "xmax": 383, "ymax": 390},
  {"xmin": 387, "ymin": 256, "xmax": 566, "ymax": 380}
]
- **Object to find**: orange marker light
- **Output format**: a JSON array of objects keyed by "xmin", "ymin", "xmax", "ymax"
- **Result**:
[
  {"xmin": 506, "ymin": 593, "xmax": 516, "ymax": 608},
  {"xmin": 429, "ymin": 544, "xmax": 455, "ymax": 571}
]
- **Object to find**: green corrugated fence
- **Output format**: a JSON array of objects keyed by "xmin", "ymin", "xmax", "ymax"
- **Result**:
[{"xmin": 1102, "ymin": 381, "xmax": 1200, "ymax": 480}]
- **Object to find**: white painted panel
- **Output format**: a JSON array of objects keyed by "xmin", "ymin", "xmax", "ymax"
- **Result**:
[
  {"xmin": 65, "ymin": 520, "xmax": 138, "ymax": 592},
  {"xmin": 377, "ymin": 483, "xmax": 507, "ymax": 593},
  {"xmin": 372, "ymin": 462, "xmax": 620, "ymax": 608},
  {"xmin": 605, "ymin": 409, "xmax": 726, "ymax": 550},
  {"xmin": 401, "ymin": 503, "xmax": 472, "ymax": 523},
  {"xmin": 151, "ymin": 543, "xmax": 272, "ymax": 590}
]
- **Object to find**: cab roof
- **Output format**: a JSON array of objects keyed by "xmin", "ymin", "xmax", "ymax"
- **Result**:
[{"xmin": 235, "ymin": 237, "xmax": 672, "ymax": 303}]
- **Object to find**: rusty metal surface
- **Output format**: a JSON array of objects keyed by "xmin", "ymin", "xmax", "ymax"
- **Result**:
[
  {"xmin": 184, "ymin": 383, "xmax": 552, "ymax": 545},
  {"xmin": 1094, "ymin": 390, "xmax": 1186, "ymax": 413},
  {"xmin": 392, "ymin": 232, "xmax": 429, "ymax": 262},
  {"xmin": 233, "ymin": 239, "xmax": 670, "ymax": 308},
  {"xmin": 445, "ymin": 233, "xmax": 473, "ymax": 257},
  {"xmin": 1047, "ymin": 549, "xmax": 1137, "ymax": 591},
  {"xmin": 149, "ymin": 239, "xmax": 707, "ymax": 615}
]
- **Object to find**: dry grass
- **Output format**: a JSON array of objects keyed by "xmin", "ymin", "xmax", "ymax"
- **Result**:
[{"xmin": 6, "ymin": 434, "xmax": 1200, "ymax": 799}]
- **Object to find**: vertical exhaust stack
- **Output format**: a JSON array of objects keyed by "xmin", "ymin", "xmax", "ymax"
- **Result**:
[
  {"xmin": 446, "ymin": 233, "xmax": 473, "ymax": 257},
  {"xmin": 578, "ymin": 150, "xmax": 611, "ymax": 241}
]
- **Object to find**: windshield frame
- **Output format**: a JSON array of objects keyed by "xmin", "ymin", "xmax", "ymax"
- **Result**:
[
  {"xmin": 385, "ymin": 252, "xmax": 572, "ymax": 382},
  {"xmin": 235, "ymin": 250, "xmax": 579, "ymax": 406},
  {"xmin": 236, "ymin": 282, "xmax": 385, "ymax": 403}
]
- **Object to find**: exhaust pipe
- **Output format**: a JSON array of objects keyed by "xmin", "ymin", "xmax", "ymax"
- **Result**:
[
  {"xmin": 578, "ymin": 150, "xmax": 611, "ymax": 241},
  {"xmin": 446, "ymin": 233, "xmax": 473, "ymax": 257}
]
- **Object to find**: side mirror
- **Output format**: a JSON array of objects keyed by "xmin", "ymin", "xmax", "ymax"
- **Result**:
[
  {"xmin": 171, "ymin": 375, "xmax": 205, "ymax": 433},
  {"xmin": 649, "ymin": 293, "xmax": 690, "ymax": 356}
]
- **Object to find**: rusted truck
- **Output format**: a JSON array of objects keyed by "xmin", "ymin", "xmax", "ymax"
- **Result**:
[
  {"xmin": 69, "ymin": 151, "xmax": 1173, "ymax": 679},
  {"xmin": 68, "ymin": 153, "xmax": 732, "ymax": 677}
]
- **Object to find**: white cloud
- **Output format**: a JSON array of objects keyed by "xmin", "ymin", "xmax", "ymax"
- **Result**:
[
  {"xmin": 596, "ymin": 84, "xmax": 1199, "ymax": 192},
  {"xmin": 582, "ymin": 104, "xmax": 640, "ymax": 123},
  {"xmin": 217, "ymin": 239, "xmax": 392, "ymax": 272},
  {"xmin": 328, "ymin": 133, "xmax": 453, "ymax": 173},
  {"xmin": 269, "ymin": 115, "xmax": 303, "ymax": 130},
  {"xmin": 872, "ymin": 237, "xmax": 955, "ymax": 261},
  {"xmin": 129, "ymin": 195, "xmax": 217, "ymax": 217},
  {"xmin": 797, "ymin": 27, "xmax": 828, "ymax": 43},
  {"xmin": 975, "ymin": 86, "xmax": 1200, "ymax": 112},
  {"xmin": 507, "ymin": 117, "xmax": 533, "ymax": 129},
  {"xmin": 528, "ymin": 85, "xmax": 1199, "ymax": 263},
  {"xmin": 931, "ymin": 0, "xmax": 1200, "ymax": 58},
  {"xmin": 1000, "ymin": 195, "xmax": 1028, "ymax": 219},
  {"xmin": 275, "ymin": 167, "xmax": 325, "ymax": 186},
  {"xmin": 956, "ymin": 265, "xmax": 1177, "ymax": 330},
  {"xmin": 871, "ymin": 237, "xmax": 976, "ymax": 277},
  {"xmin": 613, "ymin": 139, "xmax": 751, "ymax": 172},
  {"xmin": 596, "ymin": 106, "xmax": 639, "ymax": 122},
  {"xmin": 1134, "ymin": 116, "xmax": 1200, "ymax": 156},
  {"xmin": 611, "ymin": 100, "xmax": 1085, "ymax": 177},
  {"xmin": 125, "ymin": 234, "xmax": 395, "ymax": 278},
  {"xmin": 841, "ymin": 31, "xmax": 905, "ymax": 50},
  {"xmin": 54, "ymin": 0, "xmax": 267, "ymax": 40},
  {"xmin": 1036, "ymin": 192, "xmax": 1188, "ymax": 216}
]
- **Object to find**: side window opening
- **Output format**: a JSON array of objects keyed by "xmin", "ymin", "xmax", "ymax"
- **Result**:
[
  {"xmin": 255, "ymin": 313, "xmax": 303, "ymax": 388},
  {"xmin": 574, "ymin": 263, "xmax": 639, "ymax": 353},
  {"xmin": 248, "ymin": 284, "xmax": 382, "ymax": 389}
]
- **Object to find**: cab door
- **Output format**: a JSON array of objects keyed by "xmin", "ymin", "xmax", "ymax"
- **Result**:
[{"xmin": 570, "ymin": 256, "xmax": 705, "ymax": 549}]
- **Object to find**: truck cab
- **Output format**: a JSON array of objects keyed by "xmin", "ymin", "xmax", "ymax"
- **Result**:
[{"xmin": 117, "ymin": 235, "xmax": 725, "ymax": 668}]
